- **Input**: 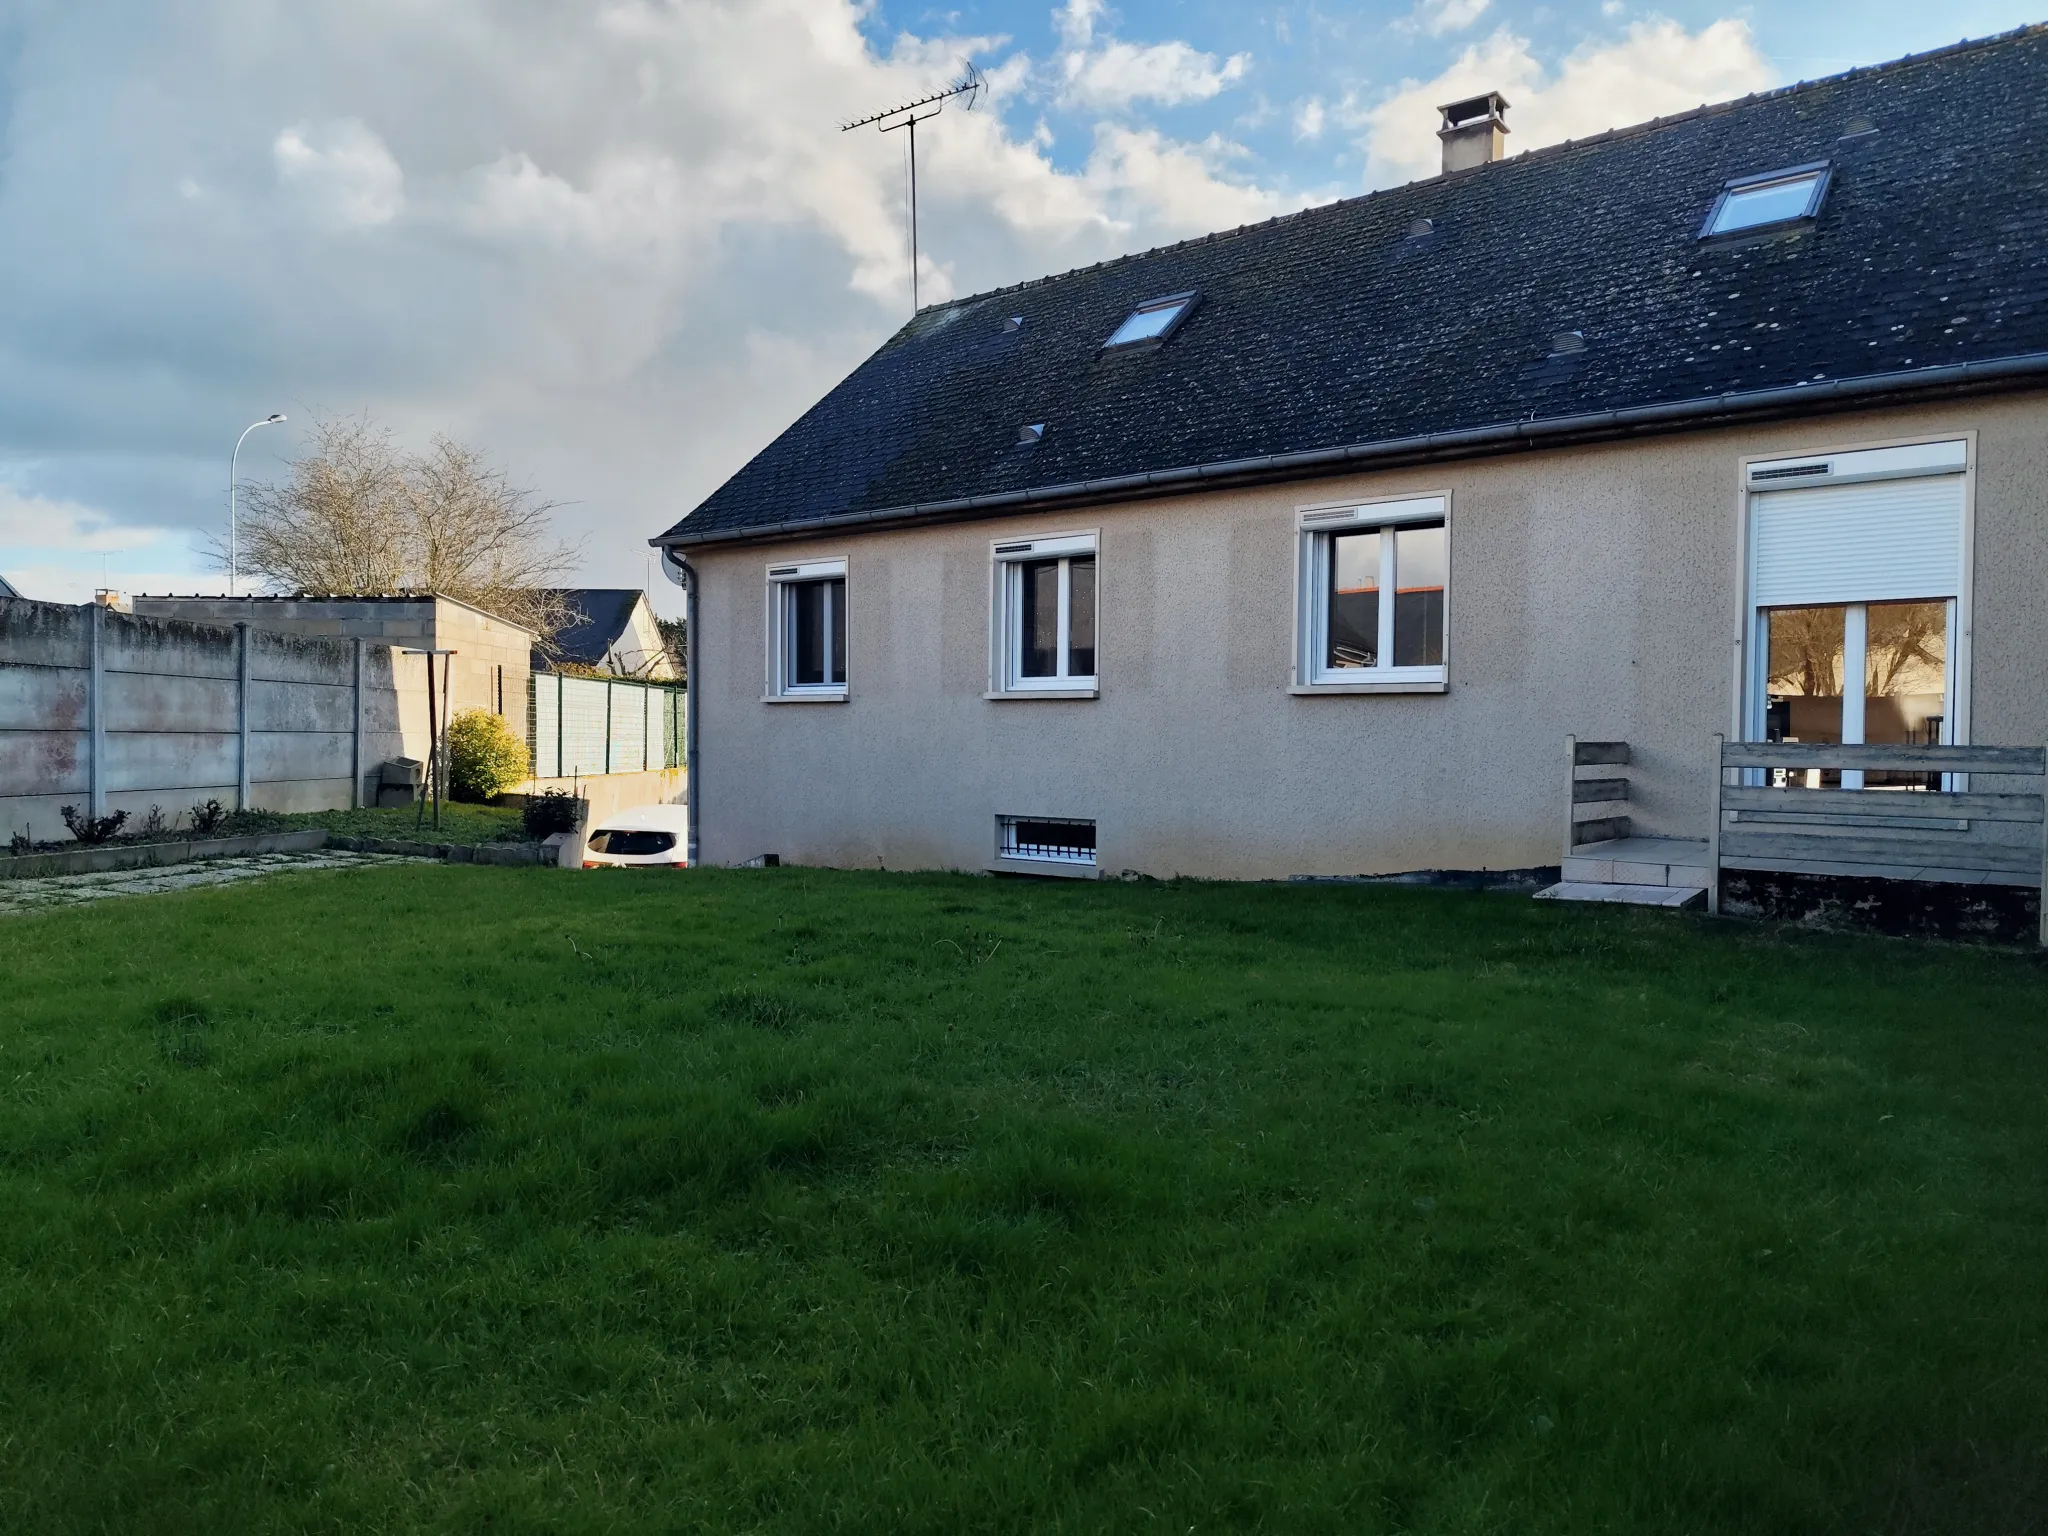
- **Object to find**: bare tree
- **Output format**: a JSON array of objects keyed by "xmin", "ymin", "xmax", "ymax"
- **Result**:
[
  {"xmin": 230, "ymin": 415, "xmax": 411, "ymax": 595},
  {"xmin": 224, "ymin": 413, "xmax": 583, "ymax": 644}
]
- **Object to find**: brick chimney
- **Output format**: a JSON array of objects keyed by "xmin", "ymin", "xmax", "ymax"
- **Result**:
[{"xmin": 1438, "ymin": 91, "xmax": 1509, "ymax": 174}]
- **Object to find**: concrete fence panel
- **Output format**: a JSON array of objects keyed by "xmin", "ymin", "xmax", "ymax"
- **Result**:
[
  {"xmin": 0, "ymin": 598, "xmax": 416, "ymax": 843},
  {"xmin": 103, "ymin": 617, "xmax": 240, "ymax": 679},
  {"xmin": 104, "ymin": 731, "xmax": 241, "ymax": 794},
  {"xmin": 248, "ymin": 678, "xmax": 357, "ymax": 734},
  {"xmin": 0, "ymin": 601, "xmax": 91, "ymax": 669},
  {"xmin": 0, "ymin": 666, "xmax": 88, "ymax": 731},
  {"xmin": 102, "ymin": 672, "xmax": 239, "ymax": 734},
  {"xmin": 0, "ymin": 730, "xmax": 88, "ymax": 796}
]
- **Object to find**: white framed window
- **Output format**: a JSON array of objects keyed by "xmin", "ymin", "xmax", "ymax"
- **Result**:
[
  {"xmin": 1701, "ymin": 162, "xmax": 1830, "ymax": 238},
  {"xmin": 990, "ymin": 532, "xmax": 1097, "ymax": 697},
  {"xmin": 1293, "ymin": 495, "xmax": 1449, "ymax": 693},
  {"xmin": 765, "ymin": 557, "xmax": 847, "ymax": 701},
  {"xmin": 1103, "ymin": 292, "xmax": 1197, "ymax": 349},
  {"xmin": 1741, "ymin": 439, "xmax": 1969, "ymax": 789}
]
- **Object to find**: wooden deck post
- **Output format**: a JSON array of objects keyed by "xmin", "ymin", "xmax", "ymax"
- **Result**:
[
  {"xmin": 1707, "ymin": 734, "xmax": 1724, "ymax": 916},
  {"xmin": 1563, "ymin": 733, "xmax": 1578, "ymax": 865}
]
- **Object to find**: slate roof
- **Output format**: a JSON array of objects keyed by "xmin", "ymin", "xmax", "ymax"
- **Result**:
[
  {"xmin": 658, "ymin": 27, "xmax": 2048, "ymax": 549},
  {"xmin": 534, "ymin": 588, "xmax": 646, "ymax": 669}
]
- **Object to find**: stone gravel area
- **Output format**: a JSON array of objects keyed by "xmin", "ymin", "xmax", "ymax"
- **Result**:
[{"xmin": 0, "ymin": 850, "xmax": 427, "ymax": 915}]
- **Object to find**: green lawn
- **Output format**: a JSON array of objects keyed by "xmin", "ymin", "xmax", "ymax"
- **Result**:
[
  {"xmin": 2, "ymin": 866, "xmax": 2044, "ymax": 1533},
  {"xmin": 280, "ymin": 800, "xmax": 532, "ymax": 845}
]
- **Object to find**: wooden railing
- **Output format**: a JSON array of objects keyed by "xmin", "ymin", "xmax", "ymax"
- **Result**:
[
  {"xmin": 1563, "ymin": 735, "xmax": 1631, "ymax": 852},
  {"xmin": 1709, "ymin": 737, "xmax": 2048, "ymax": 943}
]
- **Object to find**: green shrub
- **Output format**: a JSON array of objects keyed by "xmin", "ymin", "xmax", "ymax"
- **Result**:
[
  {"xmin": 446, "ymin": 709, "xmax": 530, "ymax": 802},
  {"xmin": 521, "ymin": 787, "xmax": 580, "ymax": 838}
]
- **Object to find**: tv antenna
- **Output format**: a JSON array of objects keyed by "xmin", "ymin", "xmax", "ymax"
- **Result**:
[{"xmin": 842, "ymin": 61, "xmax": 983, "ymax": 312}]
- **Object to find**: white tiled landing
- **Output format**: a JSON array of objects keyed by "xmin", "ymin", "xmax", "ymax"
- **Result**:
[
  {"xmin": 1535, "ymin": 880, "xmax": 1704, "ymax": 908},
  {"xmin": 1561, "ymin": 836, "xmax": 1712, "ymax": 889}
]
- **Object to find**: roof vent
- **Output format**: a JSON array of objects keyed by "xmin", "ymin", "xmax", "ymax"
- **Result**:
[
  {"xmin": 1406, "ymin": 217, "xmax": 1435, "ymax": 238},
  {"xmin": 1003, "ymin": 315, "xmax": 1025, "ymax": 332},
  {"xmin": 1437, "ymin": 91, "xmax": 1509, "ymax": 175},
  {"xmin": 1841, "ymin": 116, "xmax": 1877, "ymax": 139},
  {"xmin": 1549, "ymin": 330, "xmax": 1587, "ymax": 355},
  {"xmin": 1017, "ymin": 423, "xmax": 1046, "ymax": 444}
]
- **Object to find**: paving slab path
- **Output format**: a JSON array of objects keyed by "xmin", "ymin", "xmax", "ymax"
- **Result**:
[{"xmin": 0, "ymin": 850, "xmax": 427, "ymax": 916}]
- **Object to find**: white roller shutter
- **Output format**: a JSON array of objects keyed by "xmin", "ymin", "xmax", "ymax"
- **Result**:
[{"xmin": 1750, "ymin": 475, "xmax": 1964, "ymax": 608}]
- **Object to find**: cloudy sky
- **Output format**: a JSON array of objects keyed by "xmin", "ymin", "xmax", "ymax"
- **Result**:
[{"xmin": 0, "ymin": 0, "xmax": 2038, "ymax": 613}]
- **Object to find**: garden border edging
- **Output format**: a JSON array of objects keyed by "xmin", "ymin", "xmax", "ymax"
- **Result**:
[{"xmin": 0, "ymin": 829, "xmax": 331, "ymax": 879}]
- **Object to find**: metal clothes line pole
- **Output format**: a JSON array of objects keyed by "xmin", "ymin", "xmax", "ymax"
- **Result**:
[{"xmin": 402, "ymin": 647, "xmax": 456, "ymax": 833}]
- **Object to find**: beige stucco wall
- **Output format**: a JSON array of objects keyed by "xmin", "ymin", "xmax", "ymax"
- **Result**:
[{"xmin": 687, "ymin": 394, "xmax": 2048, "ymax": 879}]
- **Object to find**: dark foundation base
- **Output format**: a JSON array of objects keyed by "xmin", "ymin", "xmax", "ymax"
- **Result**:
[{"xmin": 1721, "ymin": 869, "xmax": 2040, "ymax": 945}]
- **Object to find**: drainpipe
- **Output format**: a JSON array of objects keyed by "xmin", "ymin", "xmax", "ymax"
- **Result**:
[{"xmin": 659, "ymin": 545, "xmax": 699, "ymax": 868}]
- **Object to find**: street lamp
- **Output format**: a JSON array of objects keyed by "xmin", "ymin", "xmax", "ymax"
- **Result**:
[{"xmin": 229, "ymin": 414, "xmax": 286, "ymax": 597}]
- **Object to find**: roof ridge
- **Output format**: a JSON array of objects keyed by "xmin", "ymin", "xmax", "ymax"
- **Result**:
[{"xmin": 909, "ymin": 22, "xmax": 2048, "ymax": 320}]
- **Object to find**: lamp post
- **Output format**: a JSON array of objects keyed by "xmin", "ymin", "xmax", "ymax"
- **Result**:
[{"xmin": 229, "ymin": 414, "xmax": 286, "ymax": 597}]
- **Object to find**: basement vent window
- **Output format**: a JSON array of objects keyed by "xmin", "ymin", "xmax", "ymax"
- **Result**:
[
  {"xmin": 1103, "ymin": 291, "xmax": 1196, "ymax": 349},
  {"xmin": 997, "ymin": 815, "xmax": 1096, "ymax": 867},
  {"xmin": 1702, "ymin": 163, "xmax": 1830, "ymax": 237}
]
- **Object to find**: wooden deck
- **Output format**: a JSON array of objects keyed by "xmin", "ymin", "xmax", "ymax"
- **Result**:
[
  {"xmin": 1539, "ymin": 736, "xmax": 2048, "ymax": 943},
  {"xmin": 1710, "ymin": 738, "xmax": 2048, "ymax": 944}
]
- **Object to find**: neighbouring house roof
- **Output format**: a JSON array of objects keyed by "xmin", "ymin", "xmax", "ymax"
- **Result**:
[
  {"xmin": 0, "ymin": 572, "xmax": 18, "ymax": 598},
  {"xmin": 532, "ymin": 588, "xmax": 671, "ymax": 676},
  {"xmin": 657, "ymin": 26, "xmax": 2048, "ymax": 551}
]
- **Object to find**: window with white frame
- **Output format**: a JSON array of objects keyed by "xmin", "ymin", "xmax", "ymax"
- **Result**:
[
  {"xmin": 1296, "ymin": 497, "xmax": 1449, "ymax": 689},
  {"xmin": 1744, "ymin": 439, "xmax": 1967, "ymax": 789},
  {"xmin": 766, "ymin": 558, "xmax": 847, "ymax": 698},
  {"xmin": 991, "ymin": 533, "xmax": 1097, "ymax": 694}
]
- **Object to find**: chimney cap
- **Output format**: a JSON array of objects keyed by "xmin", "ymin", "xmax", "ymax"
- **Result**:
[{"xmin": 1437, "ymin": 91, "xmax": 1510, "ymax": 132}]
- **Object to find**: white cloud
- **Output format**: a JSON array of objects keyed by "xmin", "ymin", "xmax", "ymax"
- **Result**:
[
  {"xmin": 0, "ymin": 486, "xmax": 199, "ymax": 603},
  {"xmin": 1360, "ymin": 19, "xmax": 1775, "ymax": 185},
  {"xmin": 1406, "ymin": 0, "xmax": 1492, "ymax": 38},
  {"xmin": 0, "ymin": 1, "xmax": 1316, "ymax": 601},
  {"xmin": 272, "ymin": 118, "xmax": 405, "ymax": 228},
  {"xmin": 1054, "ymin": 0, "xmax": 1250, "ymax": 111},
  {"xmin": 1294, "ymin": 97, "xmax": 1326, "ymax": 142}
]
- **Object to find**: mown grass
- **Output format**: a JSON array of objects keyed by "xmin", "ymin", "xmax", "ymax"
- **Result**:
[
  {"xmin": 1, "ymin": 865, "xmax": 2044, "ymax": 1533},
  {"xmin": 273, "ymin": 801, "xmax": 532, "ymax": 844}
]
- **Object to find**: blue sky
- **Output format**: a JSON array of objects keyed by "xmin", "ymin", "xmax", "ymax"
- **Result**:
[{"xmin": 0, "ymin": 0, "xmax": 2040, "ymax": 610}]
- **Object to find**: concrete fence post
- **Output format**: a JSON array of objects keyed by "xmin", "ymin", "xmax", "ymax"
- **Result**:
[
  {"xmin": 351, "ymin": 638, "xmax": 365, "ymax": 810},
  {"xmin": 88, "ymin": 601, "xmax": 106, "ymax": 820},
  {"xmin": 236, "ymin": 621, "xmax": 252, "ymax": 811}
]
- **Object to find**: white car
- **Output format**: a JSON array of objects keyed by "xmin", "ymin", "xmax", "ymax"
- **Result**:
[{"xmin": 580, "ymin": 803, "xmax": 690, "ymax": 868}]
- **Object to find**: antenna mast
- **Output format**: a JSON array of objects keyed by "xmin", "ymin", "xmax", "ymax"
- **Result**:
[{"xmin": 842, "ymin": 62, "xmax": 983, "ymax": 313}]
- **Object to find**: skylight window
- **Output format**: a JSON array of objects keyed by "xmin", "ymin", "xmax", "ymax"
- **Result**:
[
  {"xmin": 1103, "ymin": 292, "xmax": 1196, "ymax": 349},
  {"xmin": 1702, "ymin": 163, "xmax": 1831, "ymax": 237}
]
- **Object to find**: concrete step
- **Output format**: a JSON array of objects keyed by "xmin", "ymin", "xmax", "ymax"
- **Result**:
[
  {"xmin": 1562, "ymin": 835, "xmax": 1711, "ymax": 889},
  {"xmin": 1535, "ymin": 880, "xmax": 1705, "ymax": 908}
]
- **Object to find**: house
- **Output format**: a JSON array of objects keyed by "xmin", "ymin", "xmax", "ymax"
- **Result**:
[
  {"xmin": 652, "ymin": 29, "xmax": 2048, "ymax": 901},
  {"xmin": 532, "ymin": 588, "xmax": 678, "ymax": 680}
]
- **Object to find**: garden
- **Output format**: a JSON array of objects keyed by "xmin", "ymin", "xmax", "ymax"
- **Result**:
[{"xmin": 2, "ymin": 863, "xmax": 2043, "ymax": 1532}]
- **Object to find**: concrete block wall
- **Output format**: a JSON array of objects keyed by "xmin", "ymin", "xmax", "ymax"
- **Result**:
[{"xmin": 0, "ymin": 598, "xmax": 405, "ymax": 843}]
